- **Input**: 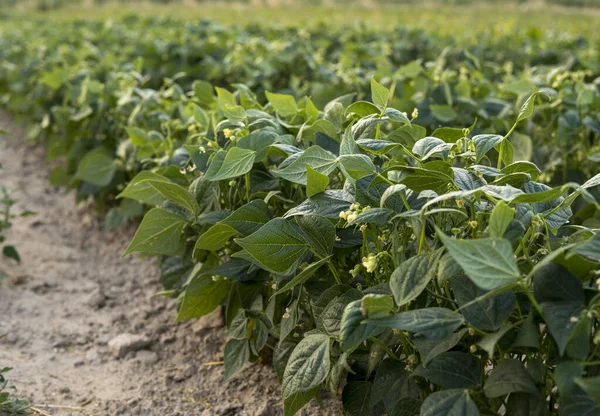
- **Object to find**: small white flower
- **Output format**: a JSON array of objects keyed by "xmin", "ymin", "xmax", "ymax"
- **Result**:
[
  {"xmin": 199, "ymin": 146, "xmax": 206, "ymax": 153},
  {"xmin": 569, "ymin": 316, "xmax": 579, "ymax": 323},
  {"xmin": 271, "ymin": 283, "xmax": 277, "ymax": 290}
]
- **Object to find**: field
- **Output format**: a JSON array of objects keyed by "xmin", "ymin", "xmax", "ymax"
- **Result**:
[{"xmin": 0, "ymin": 1, "xmax": 599, "ymax": 415}]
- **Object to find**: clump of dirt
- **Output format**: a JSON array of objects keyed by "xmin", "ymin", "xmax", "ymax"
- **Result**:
[{"xmin": 0, "ymin": 112, "xmax": 340, "ymax": 416}]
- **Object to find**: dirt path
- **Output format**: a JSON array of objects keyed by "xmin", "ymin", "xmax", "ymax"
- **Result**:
[{"xmin": 0, "ymin": 113, "xmax": 338, "ymax": 416}]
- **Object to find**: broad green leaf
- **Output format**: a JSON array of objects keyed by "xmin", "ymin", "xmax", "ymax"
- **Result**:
[
  {"xmin": 194, "ymin": 223, "xmax": 237, "ymax": 253},
  {"xmin": 437, "ymin": 230, "xmax": 520, "ymax": 290},
  {"xmin": 295, "ymin": 214, "xmax": 335, "ymax": 258},
  {"xmin": 76, "ymin": 148, "xmax": 117, "ymax": 187},
  {"xmin": 489, "ymin": 201, "xmax": 514, "ymax": 238},
  {"xmin": 220, "ymin": 200, "xmax": 271, "ymax": 236},
  {"xmin": 555, "ymin": 362, "xmax": 584, "ymax": 398},
  {"xmin": 192, "ymin": 80, "xmax": 215, "ymax": 107},
  {"xmin": 371, "ymin": 359, "xmax": 419, "ymax": 412},
  {"xmin": 430, "ymin": 105, "xmax": 457, "ymax": 122},
  {"xmin": 483, "ymin": 359, "xmax": 538, "ymax": 397},
  {"xmin": 368, "ymin": 308, "xmax": 464, "ymax": 339},
  {"xmin": 204, "ymin": 147, "xmax": 256, "ymax": 181},
  {"xmin": 223, "ymin": 338, "xmax": 250, "ymax": 382},
  {"xmin": 414, "ymin": 328, "xmax": 468, "ymax": 366},
  {"xmin": 177, "ymin": 271, "xmax": 229, "ymax": 321},
  {"xmin": 342, "ymin": 381, "xmax": 373, "ymax": 416},
  {"xmin": 277, "ymin": 146, "xmax": 338, "ymax": 185},
  {"xmin": 451, "ymin": 274, "xmax": 515, "ymax": 331},
  {"xmin": 306, "ymin": 165, "xmax": 329, "ymax": 197},
  {"xmin": 472, "ymin": 134, "xmax": 503, "ymax": 162},
  {"xmin": 126, "ymin": 126, "xmax": 149, "ymax": 146},
  {"xmin": 339, "ymin": 298, "xmax": 386, "ymax": 351},
  {"xmin": 371, "ymin": 77, "xmax": 389, "ymax": 108},
  {"xmin": 571, "ymin": 233, "xmax": 600, "ymax": 262},
  {"xmin": 346, "ymin": 101, "xmax": 380, "ymax": 118},
  {"xmin": 574, "ymin": 377, "xmax": 600, "ymax": 403},
  {"xmin": 271, "ymin": 257, "xmax": 331, "ymax": 297},
  {"xmin": 390, "ymin": 249, "xmax": 443, "ymax": 306},
  {"xmin": 215, "ymin": 87, "xmax": 236, "ymax": 110},
  {"xmin": 338, "ymin": 154, "xmax": 376, "ymax": 181},
  {"xmin": 477, "ymin": 323, "xmax": 514, "ymax": 359},
  {"xmin": 361, "ymin": 294, "xmax": 394, "ymax": 319},
  {"xmin": 384, "ymin": 107, "xmax": 411, "ymax": 125},
  {"xmin": 516, "ymin": 91, "xmax": 550, "ymax": 124},
  {"xmin": 413, "ymin": 351, "xmax": 482, "ymax": 389},
  {"xmin": 123, "ymin": 208, "xmax": 186, "ymax": 256},
  {"xmin": 223, "ymin": 104, "xmax": 247, "ymax": 123},
  {"xmin": 236, "ymin": 218, "xmax": 308, "ymax": 273},
  {"xmin": 266, "ymin": 91, "xmax": 298, "ymax": 117},
  {"xmin": 282, "ymin": 334, "xmax": 330, "ymax": 400},
  {"xmin": 237, "ymin": 130, "xmax": 279, "ymax": 161},
  {"xmin": 399, "ymin": 167, "xmax": 453, "ymax": 193},
  {"xmin": 421, "ymin": 389, "xmax": 479, "ymax": 416},
  {"xmin": 140, "ymin": 179, "xmax": 199, "ymax": 215}
]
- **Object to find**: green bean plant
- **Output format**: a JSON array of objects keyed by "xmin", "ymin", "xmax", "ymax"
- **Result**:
[{"xmin": 121, "ymin": 82, "xmax": 600, "ymax": 415}]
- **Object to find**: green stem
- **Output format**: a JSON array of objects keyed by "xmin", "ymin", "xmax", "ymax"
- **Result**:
[
  {"xmin": 370, "ymin": 337, "xmax": 399, "ymax": 360},
  {"xmin": 328, "ymin": 262, "xmax": 342, "ymax": 285}
]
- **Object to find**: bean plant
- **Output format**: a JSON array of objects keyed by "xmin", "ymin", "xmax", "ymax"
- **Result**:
[{"xmin": 119, "ymin": 81, "xmax": 600, "ymax": 415}]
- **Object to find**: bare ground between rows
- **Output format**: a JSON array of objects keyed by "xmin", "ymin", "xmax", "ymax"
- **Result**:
[{"xmin": 0, "ymin": 112, "xmax": 340, "ymax": 416}]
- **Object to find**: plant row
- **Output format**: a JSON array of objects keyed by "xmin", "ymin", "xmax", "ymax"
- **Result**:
[
  {"xmin": 0, "ymin": 17, "xmax": 599, "ymax": 416},
  {"xmin": 0, "ymin": 18, "xmax": 598, "ymax": 228}
]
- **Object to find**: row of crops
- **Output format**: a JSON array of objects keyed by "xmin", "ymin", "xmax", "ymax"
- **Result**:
[{"xmin": 1, "ymin": 14, "xmax": 599, "ymax": 415}]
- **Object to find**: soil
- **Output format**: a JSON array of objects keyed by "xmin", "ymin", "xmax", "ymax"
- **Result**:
[{"xmin": 0, "ymin": 112, "xmax": 340, "ymax": 416}]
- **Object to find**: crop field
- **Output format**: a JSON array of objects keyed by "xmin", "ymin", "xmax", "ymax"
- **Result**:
[{"xmin": 0, "ymin": 1, "xmax": 599, "ymax": 415}]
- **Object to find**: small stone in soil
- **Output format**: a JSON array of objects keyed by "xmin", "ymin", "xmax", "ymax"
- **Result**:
[
  {"xmin": 135, "ymin": 350, "xmax": 159, "ymax": 365},
  {"xmin": 108, "ymin": 333, "xmax": 151, "ymax": 358}
]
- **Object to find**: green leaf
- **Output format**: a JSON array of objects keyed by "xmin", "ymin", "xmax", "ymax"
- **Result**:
[
  {"xmin": 477, "ymin": 323, "xmax": 514, "ymax": 359},
  {"xmin": 204, "ymin": 147, "xmax": 256, "ymax": 181},
  {"xmin": 346, "ymin": 101, "xmax": 379, "ymax": 118},
  {"xmin": 2, "ymin": 246, "xmax": 20, "ymax": 262},
  {"xmin": 215, "ymin": 87, "xmax": 236, "ymax": 110},
  {"xmin": 555, "ymin": 362, "xmax": 584, "ymax": 398},
  {"xmin": 176, "ymin": 271, "xmax": 229, "ymax": 321},
  {"xmin": 194, "ymin": 223, "xmax": 237, "ymax": 253},
  {"xmin": 489, "ymin": 201, "xmax": 514, "ymax": 238},
  {"xmin": 339, "ymin": 298, "xmax": 386, "ymax": 351},
  {"xmin": 192, "ymin": 80, "xmax": 215, "ymax": 107},
  {"xmin": 220, "ymin": 200, "xmax": 271, "ymax": 236},
  {"xmin": 237, "ymin": 130, "xmax": 279, "ymax": 161},
  {"xmin": 223, "ymin": 338, "xmax": 250, "ymax": 382},
  {"xmin": 361, "ymin": 294, "xmax": 394, "ymax": 319},
  {"xmin": 437, "ymin": 230, "xmax": 520, "ymax": 291},
  {"xmin": 371, "ymin": 77, "xmax": 389, "ymax": 108},
  {"xmin": 413, "ymin": 352, "xmax": 482, "ymax": 389},
  {"xmin": 390, "ymin": 249, "xmax": 443, "ymax": 306},
  {"xmin": 430, "ymin": 105, "xmax": 457, "ymax": 123},
  {"xmin": 295, "ymin": 214, "xmax": 335, "ymax": 258},
  {"xmin": 282, "ymin": 334, "xmax": 330, "ymax": 404},
  {"xmin": 223, "ymin": 104, "xmax": 247, "ymax": 123},
  {"xmin": 572, "ymin": 233, "xmax": 600, "ymax": 262},
  {"xmin": 368, "ymin": 308, "xmax": 464, "ymax": 339},
  {"xmin": 117, "ymin": 171, "xmax": 168, "ymax": 205},
  {"xmin": 338, "ymin": 154, "xmax": 376, "ymax": 181},
  {"xmin": 516, "ymin": 91, "xmax": 550, "ymax": 124},
  {"xmin": 140, "ymin": 178, "xmax": 199, "ymax": 215},
  {"xmin": 371, "ymin": 360, "xmax": 419, "ymax": 412},
  {"xmin": 414, "ymin": 328, "xmax": 468, "ymax": 367},
  {"xmin": 399, "ymin": 167, "xmax": 453, "ymax": 193},
  {"xmin": 266, "ymin": 91, "xmax": 298, "ymax": 117},
  {"xmin": 123, "ymin": 208, "xmax": 186, "ymax": 256},
  {"xmin": 421, "ymin": 389, "xmax": 479, "ymax": 416},
  {"xmin": 451, "ymin": 274, "xmax": 515, "ymax": 331},
  {"xmin": 236, "ymin": 218, "xmax": 308, "ymax": 273},
  {"xmin": 484, "ymin": 359, "xmax": 538, "ymax": 397},
  {"xmin": 306, "ymin": 165, "xmax": 329, "ymax": 197},
  {"xmin": 76, "ymin": 148, "xmax": 117, "ymax": 187},
  {"xmin": 342, "ymin": 381, "xmax": 373, "ymax": 416},
  {"xmin": 126, "ymin": 126, "xmax": 149, "ymax": 146},
  {"xmin": 472, "ymin": 134, "xmax": 504, "ymax": 162},
  {"xmin": 277, "ymin": 146, "xmax": 338, "ymax": 185},
  {"xmin": 271, "ymin": 257, "xmax": 331, "ymax": 297}
]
